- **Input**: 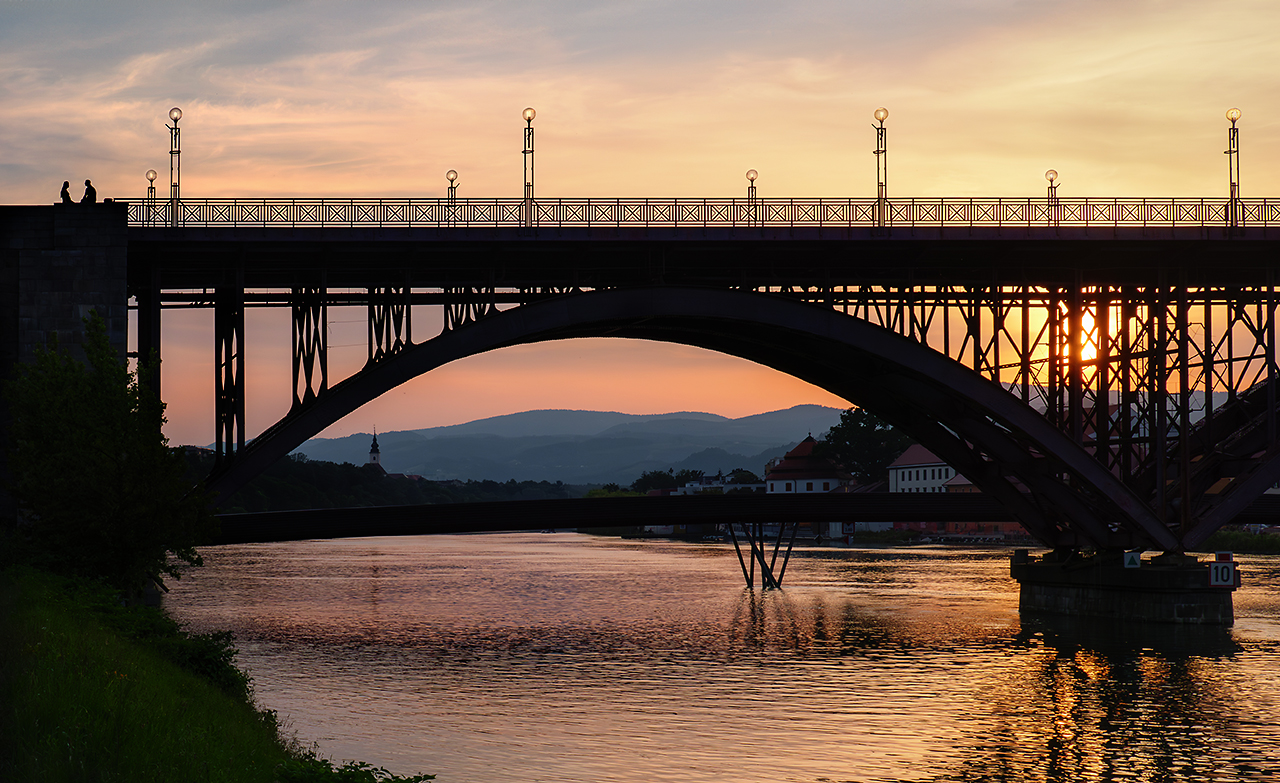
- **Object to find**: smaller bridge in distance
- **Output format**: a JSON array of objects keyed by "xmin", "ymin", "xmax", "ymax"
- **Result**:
[{"xmin": 213, "ymin": 493, "xmax": 1280, "ymax": 546}]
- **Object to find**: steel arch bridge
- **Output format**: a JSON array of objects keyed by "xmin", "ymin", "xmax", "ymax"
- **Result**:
[{"xmin": 125, "ymin": 207, "xmax": 1280, "ymax": 553}]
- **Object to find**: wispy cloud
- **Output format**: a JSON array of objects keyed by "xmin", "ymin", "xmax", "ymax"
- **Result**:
[
  {"xmin": 7, "ymin": 0, "xmax": 1276, "ymax": 202},
  {"xmin": 7, "ymin": 0, "xmax": 1279, "ymax": 441}
]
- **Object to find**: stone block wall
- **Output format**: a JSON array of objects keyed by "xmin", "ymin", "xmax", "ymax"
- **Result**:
[
  {"xmin": 0, "ymin": 203, "xmax": 129, "ymax": 372},
  {"xmin": 0, "ymin": 202, "xmax": 130, "ymax": 519}
]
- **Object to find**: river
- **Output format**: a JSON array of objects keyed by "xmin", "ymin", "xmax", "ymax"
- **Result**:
[{"xmin": 165, "ymin": 533, "xmax": 1280, "ymax": 782}]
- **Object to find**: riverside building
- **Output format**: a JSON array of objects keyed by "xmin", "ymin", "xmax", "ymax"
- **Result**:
[
  {"xmin": 888, "ymin": 444, "xmax": 963, "ymax": 493},
  {"xmin": 764, "ymin": 436, "xmax": 852, "ymax": 494}
]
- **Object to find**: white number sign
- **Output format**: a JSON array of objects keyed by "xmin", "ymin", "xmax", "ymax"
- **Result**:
[{"xmin": 1209, "ymin": 562, "xmax": 1236, "ymax": 587}]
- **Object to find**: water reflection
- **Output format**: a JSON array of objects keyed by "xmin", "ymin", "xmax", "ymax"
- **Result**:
[
  {"xmin": 948, "ymin": 617, "xmax": 1259, "ymax": 783},
  {"xmin": 166, "ymin": 537, "xmax": 1280, "ymax": 783},
  {"xmin": 725, "ymin": 587, "xmax": 920, "ymax": 660}
]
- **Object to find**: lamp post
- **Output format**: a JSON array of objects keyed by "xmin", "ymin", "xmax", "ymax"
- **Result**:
[
  {"xmin": 1226, "ymin": 107, "xmax": 1242, "ymax": 234},
  {"xmin": 167, "ymin": 107, "xmax": 182, "ymax": 227},
  {"xmin": 873, "ymin": 107, "xmax": 889, "ymax": 233},
  {"xmin": 746, "ymin": 169, "xmax": 758, "ymax": 225},
  {"xmin": 145, "ymin": 169, "xmax": 157, "ymax": 226},
  {"xmin": 446, "ymin": 169, "xmax": 459, "ymax": 226},
  {"xmin": 1045, "ymin": 169, "xmax": 1059, "ymax": 227},
  {"xmin": 522, "ymin": 107, "xmax": 535, "ymax": 228}
]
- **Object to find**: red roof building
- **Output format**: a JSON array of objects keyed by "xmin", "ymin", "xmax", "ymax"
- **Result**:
[{"xmin": 765, "ymin": 436, "xmax": 852, "ymax": 494}]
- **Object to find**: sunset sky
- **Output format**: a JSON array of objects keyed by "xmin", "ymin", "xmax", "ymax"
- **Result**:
[{"xmin": 4, "ymin": 1, "xmax": 1278, "ymax": 446}]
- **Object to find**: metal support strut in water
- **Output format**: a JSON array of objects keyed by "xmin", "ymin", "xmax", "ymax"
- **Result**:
[{"xmin": 727, "ymin": 521, "xmax": 800, "ymax": 589}]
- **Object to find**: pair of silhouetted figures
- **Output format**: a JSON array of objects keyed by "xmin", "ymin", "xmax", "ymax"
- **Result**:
[{"xmin": 60, "ymin": 179, "xmax": 95, "ymax": 204}]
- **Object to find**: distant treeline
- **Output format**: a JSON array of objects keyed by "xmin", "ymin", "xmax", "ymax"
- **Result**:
[{"xmin": 187, "ymin": 452, "xmax": 589, "ymax": 514}]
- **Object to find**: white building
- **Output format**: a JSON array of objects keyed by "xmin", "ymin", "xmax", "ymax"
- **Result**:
[
  {"xmin": 674, "ymin": 473, "xmax": 765, "ymax": 495},
  {"xmin": 888, "ymin": 444, "xmax": 962, "ymax": 493},
  {"xmin": 765, "ymin": 435, "xmax": 852, "ymax": 494}
]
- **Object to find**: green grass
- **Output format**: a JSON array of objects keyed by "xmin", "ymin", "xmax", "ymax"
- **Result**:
[
  {"xmin": 0, "ymin": 568, "xmax": 432, "ymax": 782},
  {"xmin": 0, "ymin": 568, "xmax": 285, "ymax": 782}
]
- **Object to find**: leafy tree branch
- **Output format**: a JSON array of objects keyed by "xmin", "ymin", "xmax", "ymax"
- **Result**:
[{"xmin": 3, "ymin": 312, "xmax": 214, "ymax": 596}]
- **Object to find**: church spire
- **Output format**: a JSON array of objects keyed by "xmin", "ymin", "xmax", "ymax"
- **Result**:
[{"xmin": 368, "ymin": 428, "xmax": 381, "ymax": 466}]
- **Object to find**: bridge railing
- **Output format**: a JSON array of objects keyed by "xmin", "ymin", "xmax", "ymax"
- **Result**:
[{"xmin": 125, "ymin": 197, "xmax": 1280, "ymax": 229}]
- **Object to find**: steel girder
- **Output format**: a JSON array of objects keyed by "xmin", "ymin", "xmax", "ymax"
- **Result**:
[
  {"xmin": 214, "ymin": 280, "xmax": 245, "ymax": 464},
  {"xmin": 191, "ymin": 268, "xmax": 1280, "ymax": 548},
  {"xmin": 124, "ymin": 226, "xmax": 1280, "ymax": 544},
  {"xmin": 204, "ymin": 287, "xmax": 1181, "ymax": 550},
  {"xmin": 291, "ymin": 283, "xmax": 328, "ymax": 409},
  {"xmin": 810, "ymin": 278, "xmax": 1280, "ymax": 538},
  {"xmin": 367, "ymin": 284, "xmax": 412, "ymax": 364}
]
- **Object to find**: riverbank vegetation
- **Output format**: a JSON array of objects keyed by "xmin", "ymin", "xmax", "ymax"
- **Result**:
[
  {"xmin": 2, "ymin": 313, "xmax": 433, "ymax": 781},
  {"xmin": 4, "ymin": 312, "xmax": 213, "ymax": 598},
  {"xmin": 0, "ymin": 568, "xmax": 433, "ymax": 782},
  {"xmin": 193, "ymin": 450, "xmax": 590, "ymax": 513}
]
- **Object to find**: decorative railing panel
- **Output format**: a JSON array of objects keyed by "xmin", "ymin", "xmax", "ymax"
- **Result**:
[{"xmin": 126, "ymin": 197, "xmax": 1278, "ymax": 229}]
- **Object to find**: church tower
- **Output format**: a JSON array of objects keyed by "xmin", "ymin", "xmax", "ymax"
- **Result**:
[{"xmin": 368, "ymin": 430, "xmax": 381, "ymax": 467}]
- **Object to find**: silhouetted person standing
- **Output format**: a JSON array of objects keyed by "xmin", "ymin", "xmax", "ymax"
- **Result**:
[
  {"xmin": 60, "ymin": 181, "xmax": 72, "ymax": 203},
  {"xmin": 81, "ymin": 179, "xmax": 96, "ymax": 204}
]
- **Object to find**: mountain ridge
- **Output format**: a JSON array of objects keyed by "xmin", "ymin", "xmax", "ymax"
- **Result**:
[
  {"xmin": 408, "ymin": 409, "xmax": 731, "ymax": 439},
  {"xmin": 293, "ymin": 404, "xmax": 845, "ymax": 485}
]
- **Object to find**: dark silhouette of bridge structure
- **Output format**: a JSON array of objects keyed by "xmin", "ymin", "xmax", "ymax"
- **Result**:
[{"xmin": 116, "ymin": 193, "xmax": 1280, "ymax": 556}]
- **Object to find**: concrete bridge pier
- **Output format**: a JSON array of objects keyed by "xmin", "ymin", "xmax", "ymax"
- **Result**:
[
  {"xmin": 1, "ymin": 203, "xmax": 130, "ymax": 374},
  {"xmin": 1011, "ymin": 549, "xmax": 1239, "ymax": 625},
  {"xmin": 1, "ymin": 203, "xmax": 130, "ymax": 519}
]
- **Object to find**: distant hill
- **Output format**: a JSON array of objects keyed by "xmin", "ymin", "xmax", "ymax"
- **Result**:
[
  {"xmin": 292, "ymin": 405, "xmax": 845, "ymax": 485},
  {"xmin": 409, "ymin": 409, "xmax": 728, "ymax": 439}
]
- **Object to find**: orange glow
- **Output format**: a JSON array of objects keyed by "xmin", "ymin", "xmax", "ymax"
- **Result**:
[
  {"xmin": 12, "ymin": 2, "xmax": 1280, "ymax": 444},
  {"xmin": 1079, "ymin": 311, "xmax": 1098, "ymax": 362},
  {"xmin": 157, "ymin": 306, "xmax": 850, "ymax": 446}
]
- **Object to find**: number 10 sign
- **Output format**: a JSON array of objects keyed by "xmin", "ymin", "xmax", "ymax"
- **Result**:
[{"xmin": 1210, "ymin": 559, "xmax": 1237, "ymax": 587}]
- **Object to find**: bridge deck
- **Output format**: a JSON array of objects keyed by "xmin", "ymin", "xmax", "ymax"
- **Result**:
[
  {"xmin": 129, "ymin": 224, "xmax": 1280, "ymax": 293},
  {"xmin": 213, "ymin": 493, "xmax": 1015, "ymax": 544}
]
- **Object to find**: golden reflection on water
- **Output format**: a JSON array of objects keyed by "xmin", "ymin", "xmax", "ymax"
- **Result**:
[
  {"xmin": 166, "ymin": 536, "xmax": 1280, "ymax": 783},
  {"xmin": 948, "ymin": 617, "xmax": 1261, "ymax": 783}
]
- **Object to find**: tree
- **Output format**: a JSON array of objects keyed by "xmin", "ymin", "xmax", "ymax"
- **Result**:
[
  {"xmin": 672, "ymin": 468, "xmax": 704, "ymax": 486},
  {"xmin": 3, "ymin": 312, "xmax": 214, "ymax": 595},
  {"xmin": 630, "ymin": 469, "xmax": 678, "ymax": 493},
  {"xmin": 816, "ymin": 407, "xmax": 915, "ymax": 484},
  {"xmin": 630, "ymin": 468, "xmax": 706, "ymax": 493}
]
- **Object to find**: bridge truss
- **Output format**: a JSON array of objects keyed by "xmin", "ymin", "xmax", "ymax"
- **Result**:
[{"xmin": 127, "ymin": 220, "xmax": 1280, "ymax": 552}]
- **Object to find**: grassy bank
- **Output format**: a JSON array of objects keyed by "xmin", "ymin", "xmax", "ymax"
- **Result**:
[{"xmin": 0, "ymin": 568, "xmax": 432, "ymax": 782}]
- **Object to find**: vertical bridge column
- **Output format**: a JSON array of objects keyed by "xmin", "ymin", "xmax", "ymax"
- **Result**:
[
  {"xmin": 291, "ymin": 281, "xmax": 328, "ymax": 409},
  {"xmin": 368, "ymin": 284, "xmax": 412, "ymax": 364},
  {"xmin": 134, "ymin": 264, "xmax": 162, "ymax": 399},
  {"xmin": 215, "ymin": 277, "xmax": 245, "ymax": 464},
  {"xmin": 444, "ymin": 284, "xmax": 499, "ymax": 332}
]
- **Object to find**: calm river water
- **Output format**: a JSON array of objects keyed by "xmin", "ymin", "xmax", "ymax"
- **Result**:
[{"xmin": 165, "ymin": 534, "xmax": 1280, "ymax": 783}]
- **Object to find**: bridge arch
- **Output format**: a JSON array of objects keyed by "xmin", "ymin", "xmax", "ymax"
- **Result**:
[{"xmin": 207, "ymin": 286, "xmax": 1177, "ymax": 551}]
